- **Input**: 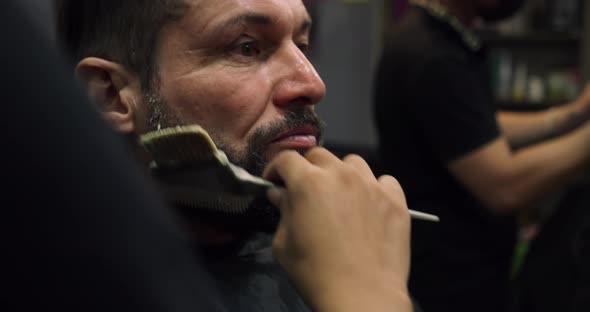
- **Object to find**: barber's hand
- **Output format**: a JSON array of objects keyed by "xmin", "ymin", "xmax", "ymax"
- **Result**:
[{"xmin": 263, "ymin": 147, "xmax": 412, "ymax": 312}]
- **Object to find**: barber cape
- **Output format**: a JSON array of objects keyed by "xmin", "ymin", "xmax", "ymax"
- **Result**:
[{"xmin": 195, "ymin": 233, "xmax": 309, "ymax": 312}]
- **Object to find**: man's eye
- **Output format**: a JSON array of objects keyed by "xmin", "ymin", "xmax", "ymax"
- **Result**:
[
  {"xmin": 297, "ymin": 43, "xmax": 310, "ymax": 54},
  {"xmin": 233, "ymin": 41, "xmax": 261, "ymax": 57}
]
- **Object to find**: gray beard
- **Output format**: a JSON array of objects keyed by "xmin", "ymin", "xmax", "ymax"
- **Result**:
[{"xmin": 142, "ymin": 88, "xmax": 324, "ymax": 233}]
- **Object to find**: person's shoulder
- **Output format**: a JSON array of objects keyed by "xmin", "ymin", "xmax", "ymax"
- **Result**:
[{"xmin": 382, "ymin": 11, "xmax": 457, "ymax": 68}]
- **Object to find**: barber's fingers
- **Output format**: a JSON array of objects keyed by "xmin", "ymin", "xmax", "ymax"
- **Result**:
[
  {"xmin": 267, "ymin": 187, "xmax": 286, "ymax": 208},
  {"xmin": 342, "ymin": 154, "xmax": 375, "ymax": 179},
  {"xmin": 264, "ymin": 147, "xmax": 347, "ymax": 186},
  {"xmin": 263, "ymin": 150, "xmax": 311, "ymax": 186},
  {"xmin": 303, "ymin": 147, "xmax": 341, "ymax": 167},
  {"xmin": 378, "ymin": 175, "xmax": 406, "ymax": 202},
  {"xmin": 305, "ymin": 148, "xmax": 376, "ymax": 182}
]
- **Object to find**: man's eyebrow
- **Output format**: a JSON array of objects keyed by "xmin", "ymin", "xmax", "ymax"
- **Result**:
[
  {"xmin": 211, "ymin": 13, "xmax": 313, "ymax": 37},
  {"xmin": 219, "ymin": 13, "xmax": 276, "ymax": 31}
]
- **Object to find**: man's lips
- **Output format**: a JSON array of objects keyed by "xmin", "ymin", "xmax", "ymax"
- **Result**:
[{"xmin": 269, "ymin": 125, "xmax": 318, "ymax": 147}]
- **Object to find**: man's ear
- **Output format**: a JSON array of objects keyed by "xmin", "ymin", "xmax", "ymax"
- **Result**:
[{"xmin": 75, "ymin": 57, "xmax": 141, "ymax": 134}]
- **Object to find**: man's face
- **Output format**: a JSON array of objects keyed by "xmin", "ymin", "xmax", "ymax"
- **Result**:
[
  {"xmin": 147, "ymin": 0, "xmax": 326, "ymax": 175},
  {"xmin": 474, "ymin": 0, "xmax": 525, "ymax": 22}
]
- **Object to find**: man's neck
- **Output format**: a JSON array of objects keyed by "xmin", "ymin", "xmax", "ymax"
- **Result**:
[{"xmin": 437, "ymin": 0, "xmax": 477, "ymax": 26}]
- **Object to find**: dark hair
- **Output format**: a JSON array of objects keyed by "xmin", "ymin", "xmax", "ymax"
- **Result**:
[{"xmin": 55, "ymin": 0, "xmax": 188, "ymax": 89}]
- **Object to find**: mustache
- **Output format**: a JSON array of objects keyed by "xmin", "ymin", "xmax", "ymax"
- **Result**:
[
  {"xmin": 243, "ymin": 108, "xmax": 325, "ymax": 176},
  {"xmin": 255, "ymin": 108, "xmax": 324, "ymax": 146}
]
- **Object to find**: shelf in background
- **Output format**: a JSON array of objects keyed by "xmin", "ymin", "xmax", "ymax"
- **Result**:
[{"xmin": 477, "ymin": 30, "xmax": 581, "ymax": 46}]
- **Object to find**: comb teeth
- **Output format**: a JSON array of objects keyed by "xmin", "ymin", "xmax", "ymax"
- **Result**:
[
  {"xmin": 140, "ymin": 125, "xmax": 274, "ymax": 188},
  {"xmin": 140, "ymin": 125, "xmax": 224, "ymax": 168},
  {"xmin": 138, "ymin": 125, "xmax": 280, "ymax": 232}
]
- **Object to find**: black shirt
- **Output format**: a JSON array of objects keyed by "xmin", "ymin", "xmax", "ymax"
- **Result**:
[
  {"xmin": 373, "ymin": 7, "xmax": 517, "ymax": 312},
  {"xmin": 197, "ymin": 233, "xmax": 310, "ymax": 312}
]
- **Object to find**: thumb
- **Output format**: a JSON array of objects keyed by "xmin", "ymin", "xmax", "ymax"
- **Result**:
[{"xmin": 267, "ymin": 187, "xmax": 287, "ymax": 209}]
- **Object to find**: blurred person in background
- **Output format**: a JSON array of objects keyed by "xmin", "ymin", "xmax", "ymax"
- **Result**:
[
  {"xmin": 373, "ymin": 0, "xmax": 590, "ymax": 311},
  {"xmin": 54, "ymin": 0, "xmax": 414, "ymax": 311}
]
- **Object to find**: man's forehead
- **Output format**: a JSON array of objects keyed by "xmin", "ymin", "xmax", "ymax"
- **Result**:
[
  {"xmin": 189, "ymin": 0, "xmax": 308, "ymax": 12},
  {"xmin": 183, "ymin": 0, "xmax": 311, "ymax": 30}
]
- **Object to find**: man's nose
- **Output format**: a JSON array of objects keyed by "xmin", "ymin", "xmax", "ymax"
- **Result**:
[{"xmin": 271, "ymin": 43, "xmax": 326, "ymax": 109}]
